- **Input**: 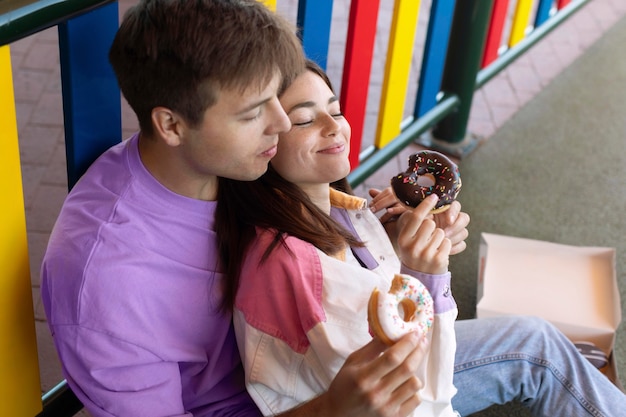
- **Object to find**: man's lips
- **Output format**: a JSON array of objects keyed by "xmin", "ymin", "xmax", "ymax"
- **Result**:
[{"xmin": 260, "ymin": 145, "xmax": 278, "ymax": 158}]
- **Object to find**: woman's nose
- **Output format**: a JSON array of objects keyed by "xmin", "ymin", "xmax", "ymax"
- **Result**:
[{"xmin": 322, "ymin": 113, "xmax": 340, "ymax": 136}]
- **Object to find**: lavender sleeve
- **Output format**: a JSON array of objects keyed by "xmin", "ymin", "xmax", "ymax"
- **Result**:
[{"xmin": 399, "ymin": 266, "xmax": 457, "ymax": 314}]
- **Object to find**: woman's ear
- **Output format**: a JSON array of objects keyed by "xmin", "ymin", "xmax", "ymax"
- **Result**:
[{"xmin": 151, "ymin": 107, "xmax": 184, "ymax": 147}]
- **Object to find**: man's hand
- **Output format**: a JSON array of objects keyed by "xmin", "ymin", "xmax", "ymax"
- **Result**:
[
  {"xmin": 432, "ymin": 200, "xmax": 470, "ymax": 255},
  {"xmin": 369, "ymin": 187, "xmax": 407, "ymax": 225},
  {"xmin": 368, "ymin": 188, "xmax": 469, "ymax": 256}
]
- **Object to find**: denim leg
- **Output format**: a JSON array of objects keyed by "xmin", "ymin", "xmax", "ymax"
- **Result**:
[{"xmin": 451, "ymin": 316, "xmax": 625, "ymax": 417}]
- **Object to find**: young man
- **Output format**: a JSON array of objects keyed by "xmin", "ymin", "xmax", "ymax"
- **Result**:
[
  {"xmin": 43, "ymin": 1, "xmax": 626, "ymax": 417},
  {"xmin": 41, "ymin": 1, "xmax": 429, "ymax": 416}
]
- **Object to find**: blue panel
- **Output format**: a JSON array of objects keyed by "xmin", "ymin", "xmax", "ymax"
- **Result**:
[
  {"xmin": 535, "ymin": 0, "xmax": 555, "ymax": 26},
  {"xmin": 414, "ymin": 0, "xmax": 456, "ymax": 118},
  {"xmin": 297, "ymin": 0, "xmax": 334, "ymax": 70},
  {"xmin": 58, "ymin": 2, "xmax": 121, "ymax": 189}
]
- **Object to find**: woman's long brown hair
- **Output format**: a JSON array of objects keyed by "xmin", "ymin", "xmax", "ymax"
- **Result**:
[{"xmin": 216, "ymin": 60, "xmax": 363, "ymax": 310}]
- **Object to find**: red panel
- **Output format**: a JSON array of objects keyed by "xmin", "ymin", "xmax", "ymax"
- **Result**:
[
  {"xmin": 340, "ymin": 0, "xmax": 380, "ymax": 169},
  {"xmin": 557, "ymin": 0, "xmax": 572, "ymax": 8},
  {"xmin": 481, "ymin": 0, "xmax": 510, "ymax": 68}
]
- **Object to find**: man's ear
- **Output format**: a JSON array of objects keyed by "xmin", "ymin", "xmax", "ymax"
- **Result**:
[{"xmin": 151, "ymin": 107, "xmax": 185, "ymax": 147}]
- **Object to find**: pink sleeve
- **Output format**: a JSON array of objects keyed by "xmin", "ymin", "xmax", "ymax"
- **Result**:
[{"xmin": 235, "ymin": 229, "xmax": 326, "ymax": 354}]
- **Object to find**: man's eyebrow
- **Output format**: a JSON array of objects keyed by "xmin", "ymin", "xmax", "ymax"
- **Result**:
[
  {"xmin": 236, "ymin": 96, "xmax": 272, "ymax": 115},
  {"xmin": 287, "ymin": 96, "xmax": 339, "ymax": 114}
]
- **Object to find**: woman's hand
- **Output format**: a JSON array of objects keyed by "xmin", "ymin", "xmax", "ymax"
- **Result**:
[
  {"xmin": 396, "ymin": 195, "xmax": 451, "ymax": 275},
  {"xmin": 303, "ymin": 333, "xmax": 428, "ymax": 417}
]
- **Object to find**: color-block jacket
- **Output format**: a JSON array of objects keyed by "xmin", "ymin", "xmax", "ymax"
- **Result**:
[{"xmin": 234, "ymin": 189, "xmax": 459, "ymax": 416}]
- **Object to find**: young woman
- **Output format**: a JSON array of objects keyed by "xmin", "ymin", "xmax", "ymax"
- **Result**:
[
  {"xmin": 217, "ymin": 60, "xmax": 460, "ymax": 417},
  {"xmin": 217, "ymin": 60, "xmax": 626, "ymax": 417}
]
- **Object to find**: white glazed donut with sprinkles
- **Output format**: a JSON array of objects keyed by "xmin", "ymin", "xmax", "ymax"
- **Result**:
[
  {"xmin": 368, "ymin": 274, "xmax": 434, "ymax": 345},
  {"xmin": 391, "ymin": 150, "xmax": 462, "ymax": 213}
]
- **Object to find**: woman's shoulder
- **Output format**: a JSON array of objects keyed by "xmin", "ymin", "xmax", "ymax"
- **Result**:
[
  {"xmin": 237, "ymin": 229, "xmax": 326, "ymax": 350},
  {"xmin": 253, "ymin": 227, "xmax": 317, "ymax": 254}
]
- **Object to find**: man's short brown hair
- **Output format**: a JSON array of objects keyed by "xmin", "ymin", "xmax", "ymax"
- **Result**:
[{"xmin": 109, "ymin": 0, "xmax": 305, "ymax": 134}]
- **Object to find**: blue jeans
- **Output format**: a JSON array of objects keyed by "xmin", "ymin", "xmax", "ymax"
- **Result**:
[{"xmin": 452, "ymin": 316, "xmax": 625, "ymax": 417}]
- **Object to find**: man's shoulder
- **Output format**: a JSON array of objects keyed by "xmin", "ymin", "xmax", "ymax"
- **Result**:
[{"xmin": 70, "ymin": 138, "xmax": 133, "ymax": 195}]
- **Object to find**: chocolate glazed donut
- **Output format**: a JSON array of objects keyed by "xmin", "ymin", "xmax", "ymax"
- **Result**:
[{"xmin": 391, "ymin": 150, "xmax": 462, "ymax": 213}]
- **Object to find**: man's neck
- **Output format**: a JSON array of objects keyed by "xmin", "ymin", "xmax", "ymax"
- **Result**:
[{"xmin": 137, "ymin": 134, "xmax": 218, "ymax": 201}]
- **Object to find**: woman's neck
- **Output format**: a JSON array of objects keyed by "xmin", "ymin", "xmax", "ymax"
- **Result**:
[{"xmin": 299, "ymin": 183, "xmax": 331, "ymax": 215}]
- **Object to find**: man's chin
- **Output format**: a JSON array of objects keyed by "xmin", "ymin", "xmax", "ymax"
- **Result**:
[{"xmin": 233, "ymin": 167, "xmax": 269, "ymax": 182}]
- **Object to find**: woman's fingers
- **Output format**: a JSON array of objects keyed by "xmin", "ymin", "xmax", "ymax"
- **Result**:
[{"xmin": 329, "ymin": 333, "xmax": 428, "ymax": 417}]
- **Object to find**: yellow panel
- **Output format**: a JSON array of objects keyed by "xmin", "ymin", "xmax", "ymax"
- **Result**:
[
  {"xmin": 509, "ymin": 0, "xmax": 534, "ymax": 46},
  {"xmin": 375, "ymin": 0, "xmax": 421, "ymax": 148},
  {"xmin": 0, "ymin": 45, "xmax": 42, "ymax": 416},
  {"xmin": 260, "ymin": 0, "xmax": 276, "ymax": 11}
]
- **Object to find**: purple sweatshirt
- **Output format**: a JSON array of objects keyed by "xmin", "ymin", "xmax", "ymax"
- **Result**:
[{"xmin": 41, "ymin": 134, "xmax": 260, "ymax": 417}]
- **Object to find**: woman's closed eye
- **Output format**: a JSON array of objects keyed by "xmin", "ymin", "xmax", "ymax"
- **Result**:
[
  {"xmin": 292, "ymin": 119, "xmax": 313, "ymax": 127},
  {"xmin": 291, "ymin": 110, "xmax": 344, "ymax": 127}
]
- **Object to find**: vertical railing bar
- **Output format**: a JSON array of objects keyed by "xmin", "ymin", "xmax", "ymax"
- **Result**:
[
  {"xmin": 340, "ymin": 0, "xmax": 381, "ymax": 169},
  {"xmin": 430, "ymin": 0, "xmax": 494, "ymax": 147},
  {"xmin": 509, "ymin": 0, "xmax": 534, "ymax": 47},
  {"xmin": 261, "ymin": 0, "xmax": 277, "ymax": 11},
  {"xmin": 557, "ymin": 0, "xmax": 572, "ymax": 9},
  {"xmin": 375, "ymin": 0, "xmax": 422, "ymax": 149},
  {"xmin": 476, "ymin": 0, "xmax": 590, "ymax": 89},
  {"xmin": 414, "ymin": 0, "xmax": 456, "ymax": 118},
  {"xmin": 296, "ymin": 0, "xmax": 334, "ymax": 70},
  {"xmin": 58, "ymin": 2, "xmax": 121, "ymax": 189},
  {"xmin": 0, "ymin": 43, "xmax": 42, "ymax": 417},
  {"xmin": 481, "ymin": 0, "xmax": 510, "ymax": 68},
  {"xmin": 535, "ymin": 0, "xmax": 556, "ymax": 26}
]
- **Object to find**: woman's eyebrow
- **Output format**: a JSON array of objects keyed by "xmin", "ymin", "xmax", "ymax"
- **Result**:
[
  {"xmin": 286, "ymin": 101, "xmax": 315, "ymax": 114},
  {"xmin": 287, "ymin": 96, "xmax": 339, "ymax": 114}
]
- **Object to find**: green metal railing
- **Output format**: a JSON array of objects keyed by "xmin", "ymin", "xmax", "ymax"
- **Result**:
[
  {"xmin": 0, "ymin": 0, "xmax": 114, "ymax": 44},
  {"xmin": 348, "ymin": 0, "xmax": 590, "ymax": 188}
]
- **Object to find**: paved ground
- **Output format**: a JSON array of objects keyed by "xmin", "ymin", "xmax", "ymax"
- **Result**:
[{"xmin": 8, "ymin": 0, "xmax": 626, "ymax": 414}]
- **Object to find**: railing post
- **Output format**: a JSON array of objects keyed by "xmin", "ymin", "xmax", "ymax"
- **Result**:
[
  {"xmin": 297, "ymin": 0, "xmax": 334, "ymax": 70},
  {"xmin": 58, "ymin": 2, "xmax": 121, "ymax": 189},
  {"xmin": 0, "ymin": 45, "xmax": 42, "ymax": 417},
  {"xmin": 429, "ymin": 0, "xmax": 493, "ymax": 153}
]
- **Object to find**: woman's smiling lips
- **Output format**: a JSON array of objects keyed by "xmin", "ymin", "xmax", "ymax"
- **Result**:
[{"xmin": 317, "ymin": 143, "xmax": 345, "ymax": 154}]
